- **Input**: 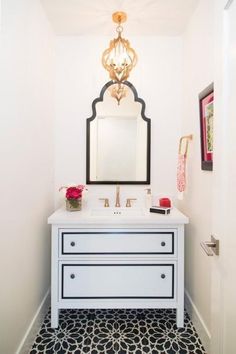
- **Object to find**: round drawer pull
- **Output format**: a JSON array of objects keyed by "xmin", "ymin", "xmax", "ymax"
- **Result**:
[
  {"xmin": 70, "ymin": 274, "xmax": 75, "ymax": 279},
  {"xmin": 161, "ymin": 241, "xmax": 166, "ymax": 247},
  {"xmin": 70, "ymin": 241, "xmax": 75, "ymax": 247},
  {"xmin": 161, "ymin": 274, "xmax": 166, "ymax": 279}
]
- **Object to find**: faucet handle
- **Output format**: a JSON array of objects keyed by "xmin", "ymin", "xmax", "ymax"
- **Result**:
[
  {"xmin": 126, "ymin": 198, "xmax": 137, "ymax": 208},
  {"xmin": 99, "ymin": 198, "xmax": 110, "ymax": 207}
]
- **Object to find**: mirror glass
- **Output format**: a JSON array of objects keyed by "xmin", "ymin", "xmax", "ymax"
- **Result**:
[{"xmin": 86, "ymin": 81, "xmax": 151, "ymax": 184}]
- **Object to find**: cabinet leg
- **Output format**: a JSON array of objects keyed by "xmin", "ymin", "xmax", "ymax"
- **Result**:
[
  {"xmin": 51, "ymin": 307, "xmax": 59, "ymax": 328},
  {"xmin": 176, "ymin": 308, "xmax": 184, "ymax": 328}
]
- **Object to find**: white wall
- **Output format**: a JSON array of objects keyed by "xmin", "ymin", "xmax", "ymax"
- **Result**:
[
  {"xmin": 54, "ymin": 36, "xmax": 183, "ymax": 206},
  {"xmin": 0, "ymin": 1, "xmax": 55, "ymax": 353},
  {"xmin": 179, "ymin": 0, "xmax": 214, "ymax": 335}
]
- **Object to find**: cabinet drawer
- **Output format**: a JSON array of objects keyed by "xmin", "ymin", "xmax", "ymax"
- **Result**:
[
  {"xmin": 61, "ymin": 264, "xmax": 175, "ymax": 299},
  {"xmin": 60, "ymin": 231, "xmax": 175, "ymax": 255}
]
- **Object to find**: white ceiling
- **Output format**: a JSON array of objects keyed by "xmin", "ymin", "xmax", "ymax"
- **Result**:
[{"xmin": 40, "ymin": 0, "xmax": 199, "ymax": 36}]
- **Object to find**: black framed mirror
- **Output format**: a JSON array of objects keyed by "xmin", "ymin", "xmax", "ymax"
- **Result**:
[{"xmin": 86, "ymin": 81, "xmax": 151, "ymax": 184}]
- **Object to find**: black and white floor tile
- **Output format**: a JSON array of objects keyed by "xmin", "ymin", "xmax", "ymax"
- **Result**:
[{"xmin": 29, "ymin": 308, "xmax": 206, "ymax": 354}]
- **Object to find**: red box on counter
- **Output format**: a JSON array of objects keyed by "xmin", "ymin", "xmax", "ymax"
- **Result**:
[{"xmin": 159, "ymin": 198, "xmax": 171, "ymax": 208}]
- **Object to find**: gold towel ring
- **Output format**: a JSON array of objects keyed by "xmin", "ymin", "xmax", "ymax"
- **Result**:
[{"xmin": 178, "ymin": 134, "xmax": 193, "ymax": 156}]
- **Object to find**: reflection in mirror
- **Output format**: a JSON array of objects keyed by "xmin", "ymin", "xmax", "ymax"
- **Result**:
[{"xmin": 86, "ymin": 81, "xmax": 151, "ymax": 184}]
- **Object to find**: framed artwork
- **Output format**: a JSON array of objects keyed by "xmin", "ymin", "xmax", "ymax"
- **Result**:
[{"xmin": 199, "ymin": 83, "xmax": 214, "ymax": 171}]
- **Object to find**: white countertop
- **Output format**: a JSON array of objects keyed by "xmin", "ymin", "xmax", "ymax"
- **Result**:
[{"xmin": 48, "ymin": 206, "xmax": 189, "ymax": 226}]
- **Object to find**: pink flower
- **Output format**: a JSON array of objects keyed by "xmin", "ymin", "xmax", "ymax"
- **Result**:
[{"xmin": 59, "ymin": 185, "xmax": 85, "ymax": 200}]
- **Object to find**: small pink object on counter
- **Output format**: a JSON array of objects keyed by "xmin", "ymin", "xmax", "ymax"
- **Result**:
[{"xmin": 159, "ymin": 198, "xmax": 171, "ymax": 208}]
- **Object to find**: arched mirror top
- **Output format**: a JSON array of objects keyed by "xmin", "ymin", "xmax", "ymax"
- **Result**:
[{"xmin": 88, "ymin": 81, "xmax": 150, "ymax": 124}]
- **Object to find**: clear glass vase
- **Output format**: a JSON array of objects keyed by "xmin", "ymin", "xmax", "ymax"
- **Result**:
[{"xmin": 66, "ymin": 198, "xmax": 82, "ymax": 211}]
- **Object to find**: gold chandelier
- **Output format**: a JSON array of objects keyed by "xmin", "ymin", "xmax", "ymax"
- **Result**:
[{"xmin": 102, "ymin": 12, "xmax": 138, "ymax": 84}]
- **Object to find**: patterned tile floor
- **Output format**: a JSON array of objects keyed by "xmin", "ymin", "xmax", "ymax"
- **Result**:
[{"xmin": 29, "ymin": 308, "xmax": 206, "ymax": 354}]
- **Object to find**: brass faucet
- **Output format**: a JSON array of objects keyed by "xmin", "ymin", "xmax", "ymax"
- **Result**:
[{"xmin": 115, "ymin": 185, "xmax": 121, "ymax": 207}]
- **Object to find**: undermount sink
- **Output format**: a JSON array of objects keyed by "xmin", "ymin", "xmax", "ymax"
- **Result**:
[{"xmin": 90, "ymin": 207, "xmax": 146, "ymax": 217}]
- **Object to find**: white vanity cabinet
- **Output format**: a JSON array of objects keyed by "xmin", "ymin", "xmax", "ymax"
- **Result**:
[{"xmin": 48, "ymin": 208, "xmax": 188, "ymax": 328}]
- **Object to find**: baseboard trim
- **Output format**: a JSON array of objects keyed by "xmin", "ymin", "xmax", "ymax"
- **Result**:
[
  {"xmin": 16, "ymin": 289, "xmax": 50, "ymax": 354},
  {"xmin": 185, "ymin": 289, "xmax": 211, "ymax": 354}
]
